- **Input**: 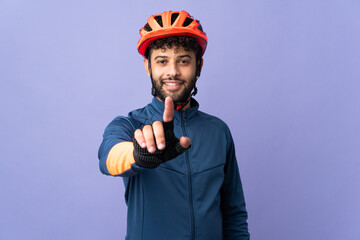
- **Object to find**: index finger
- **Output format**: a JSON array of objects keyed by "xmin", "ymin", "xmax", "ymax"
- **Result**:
[{"xmin": 163, "ymin": 96, "xmax": 174, "ymax": 122}]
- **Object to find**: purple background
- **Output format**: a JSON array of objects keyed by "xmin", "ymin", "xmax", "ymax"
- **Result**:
[{"xmin": 1, "ymin": 0, "xmax": 359, "ymax": 239}]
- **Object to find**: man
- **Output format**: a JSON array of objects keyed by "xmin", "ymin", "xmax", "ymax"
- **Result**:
[{"xmin": 98, "ymin": 10, "xmax": 250, "ymax": 240}]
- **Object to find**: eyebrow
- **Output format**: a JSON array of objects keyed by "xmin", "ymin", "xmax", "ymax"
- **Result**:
[
  {"xmin": 153, "ymin": 54, "xmax": 192, "ymax": 60},
  {"xmin": 178, "ymin": 54, "xmax": 192, "ymax": 59},
  {"xmin": 154, "ymin": 55, "xmax": 168, "ymax": 60}
]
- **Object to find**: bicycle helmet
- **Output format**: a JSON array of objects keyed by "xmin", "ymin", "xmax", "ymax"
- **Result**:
[{"xmin": 137, "ymin": 10, "xmax": 207, "ymax": 58}]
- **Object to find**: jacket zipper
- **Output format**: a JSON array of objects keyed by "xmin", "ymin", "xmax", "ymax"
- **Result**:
[{"xmin": 181, "ymin": 111, "xmax": 195, "ymax": 240}]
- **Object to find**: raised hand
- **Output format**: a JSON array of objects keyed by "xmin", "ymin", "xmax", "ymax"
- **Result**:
[
  {"xmin": 133, "ymin": 97, "xmax": 191, "ymax": 168},
  {"xmin": 134, "ymin": 97, "xmax": 191, "ymax": 152}
]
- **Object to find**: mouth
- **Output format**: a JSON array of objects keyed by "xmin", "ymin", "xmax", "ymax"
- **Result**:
[{"xmin": 162, "ymin": 80, "xmax": 183, "ymax": 90}]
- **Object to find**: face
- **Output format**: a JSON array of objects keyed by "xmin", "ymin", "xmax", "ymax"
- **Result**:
[{"xmin": 144, "ymin": 46, "xmax": 199, "ymax": 105}]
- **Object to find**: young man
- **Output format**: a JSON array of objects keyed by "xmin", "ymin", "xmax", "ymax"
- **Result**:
[{"xmin": 98, "ymin": 10, "xmax": 250, "ymax": 240}]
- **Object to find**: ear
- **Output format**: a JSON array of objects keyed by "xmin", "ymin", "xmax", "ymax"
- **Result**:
[
  {"xmin": 144, "ymin": 58, "xmax": 150, "ymax": 77},
  {"xmin": 196, "ymin": 58, "xmax": 204, "ymax": 77}
]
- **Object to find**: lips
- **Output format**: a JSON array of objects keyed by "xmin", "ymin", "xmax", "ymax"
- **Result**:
[
  {"xmin": 162, "ymin": 80, "xmax": 183, "ymax": 90},
  {"xmin": 164, "ymin": 82, "xmax": 180, "ymax": 86}
]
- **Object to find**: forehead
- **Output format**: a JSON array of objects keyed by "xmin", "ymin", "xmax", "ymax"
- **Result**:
[{"xmin": 149, "ymin": 45, "xmax": 195, "ymax": 59}]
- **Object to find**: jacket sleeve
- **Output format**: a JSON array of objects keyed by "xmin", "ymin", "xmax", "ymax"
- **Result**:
[
  {"xmin": 98, "ymin": 116, "xmax": 144, "ymax": 177},
  {"xmin": 220, "ymin": 132, "xmax": 250, "ymax": 239}
]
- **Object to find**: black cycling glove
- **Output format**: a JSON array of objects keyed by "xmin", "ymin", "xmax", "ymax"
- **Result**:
[{"xmin": 133, "ymin": 121, "xmax": 189, "ymax": 168}]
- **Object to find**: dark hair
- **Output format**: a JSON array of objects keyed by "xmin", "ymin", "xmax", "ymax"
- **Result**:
[{"xmin": 145, "ymin": 35, "xmax": 202, "ymax": 64}]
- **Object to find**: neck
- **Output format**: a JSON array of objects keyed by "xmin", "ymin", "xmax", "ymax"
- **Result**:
[{"xmin": 178, "ymin": 101, "xmax": 191, "ymax": 111}]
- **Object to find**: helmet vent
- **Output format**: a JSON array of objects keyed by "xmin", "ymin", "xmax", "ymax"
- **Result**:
[
  {"xmin": 171, "ymin": 13, "xmax": 179, "ymax": 25},
  {"xmin": 154, "ymin": 15, "xmax": 163, "ymax": 27},
  {"xmin": 196, "ymin": 20, "xmax": 204, "ymax": 32},
  {"xmin": 144, "ymin": 23, "xmax": 152, "ymax": 32},
  {"xmin": 183, "ymin": 17, "xmax": 194, "ymax": 27}
]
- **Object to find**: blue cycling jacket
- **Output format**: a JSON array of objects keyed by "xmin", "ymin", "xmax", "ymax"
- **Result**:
[{"xmin": 98, "ymin": 97, "xmax": 250, "ymax": 240}]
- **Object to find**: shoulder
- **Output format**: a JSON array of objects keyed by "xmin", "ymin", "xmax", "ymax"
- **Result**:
[{"xmin": 105, "ymin": 103, "xmax": 154, "ymax": 133}]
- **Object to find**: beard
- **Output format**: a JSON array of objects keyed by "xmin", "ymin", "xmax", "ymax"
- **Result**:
[{"xmin": 151, "ymin": 75, "xmax": 196, "ymax": 105}]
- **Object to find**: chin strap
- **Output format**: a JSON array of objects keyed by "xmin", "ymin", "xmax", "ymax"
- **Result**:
[{"xmin": 176, "ymin": 100, "xmax": 190, "ymax": 112}]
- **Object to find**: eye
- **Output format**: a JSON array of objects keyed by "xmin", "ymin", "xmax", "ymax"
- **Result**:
[
  {"xmin": 179, "ymin": 59, "xmax": 189, "ymax": 64},
  {"xmin": 157, "ymin": 60, "xmax": 166, "ymax": 64}
]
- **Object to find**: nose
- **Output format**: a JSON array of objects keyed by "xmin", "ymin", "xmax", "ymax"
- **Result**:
[{"xmin": 167, "ymin": 61, "xmax": 180, "ymax": 78}]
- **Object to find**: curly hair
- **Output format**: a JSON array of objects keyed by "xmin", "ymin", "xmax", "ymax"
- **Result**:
[{"xmin": 145, "ymin": 35, "xmax": 202, "ymax": 63}]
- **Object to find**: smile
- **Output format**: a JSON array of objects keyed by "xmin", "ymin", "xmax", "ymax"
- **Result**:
[
  {"xmin": 162, "ymin": 81, "xmax": 183, "ymax": 91},
  {"xmin": 164, "ymin": 82, "xmax": 181, "ymax": 86}
]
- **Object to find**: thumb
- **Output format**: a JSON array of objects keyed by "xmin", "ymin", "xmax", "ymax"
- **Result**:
[{"xmin": 179, "ymin": 136, "xmax": 191, "ymax": 149}]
